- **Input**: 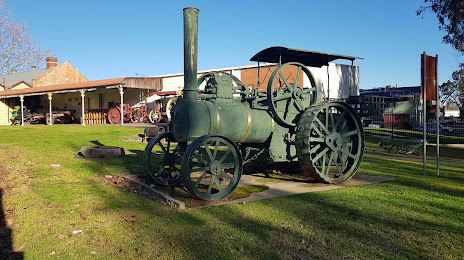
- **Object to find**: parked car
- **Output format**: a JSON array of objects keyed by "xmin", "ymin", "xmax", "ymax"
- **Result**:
[
  {"xmin": 440, "ymin": 116, "xmax": 458, "ymax": 125},
  {"xmin": 367, "ymin": 124, "xmax": 381, "ymax": 128},
  {"xmin": 413, "ymin": 123, "xmax": 453, "ymax": 133}
]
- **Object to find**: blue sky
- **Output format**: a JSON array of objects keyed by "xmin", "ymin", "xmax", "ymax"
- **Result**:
[{"xmin": 10, "ymin": 0, "xmax": 463, "ymax": 89}]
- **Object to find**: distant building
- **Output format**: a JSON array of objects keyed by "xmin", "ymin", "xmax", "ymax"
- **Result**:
[
  {"xmin": 351, "ymin": 85, "xmax": 443, "ymax": 127},
  {"xmin": 1, "ymin": 57, "xmax": 88, "ymax": 90},
  {"xmin": 357, "ymin": 86, "xmax": 421, "ymax": 115},
  {"xmin": 0, "ymin": 57, "xmax": 88, "ymax": 125}
]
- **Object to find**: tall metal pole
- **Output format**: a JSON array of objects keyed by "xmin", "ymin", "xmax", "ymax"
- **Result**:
[
  {"xmin": 435, "ymin": 55, "xmax": 439, "ymax": 176},
  {"xmin": 327, "ymin": 65, "xmax": 330, "ymax": 100},
  {"xmin": 422, "ymin": 52, "xmax": 427, "ymax": 176},
  {"xmin": 257, "ymin": 61, "xmax": 260, "ymax": 89}
]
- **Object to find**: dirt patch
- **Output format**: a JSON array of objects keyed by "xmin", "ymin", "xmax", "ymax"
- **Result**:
[
  {"xmin": 99, "ymin": 175, "xmax": 175, "ymax": 207},
  {"xmin": 100, "ymin": 174, "xmax": 268, "ymax": 208}
]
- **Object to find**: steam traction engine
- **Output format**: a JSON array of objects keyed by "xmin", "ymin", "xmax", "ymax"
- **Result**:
[{"xmin": 143, "ymin": 8, "xmax": 364, "ymax": 200}]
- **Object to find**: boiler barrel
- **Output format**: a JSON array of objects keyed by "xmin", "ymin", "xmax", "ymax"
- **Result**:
[{"xmin": 172, "ymin": 100, "xmax": 273, "ymax": 143}]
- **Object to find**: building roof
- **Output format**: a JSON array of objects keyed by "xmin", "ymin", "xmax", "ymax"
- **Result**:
[
  {"xmin": 0, "ymin": 77, "xmax": 163, "ymax": 98},
  {"xmin": 1, "ymin": 68, "xmax": 49, "ymax": 89},
  {"xmin": 360, "ymin": 86, "xmax": 420, "ymax": 98},
  {"xmin": 250, "ymin": 46, "xmax": 363, "ymax": 67}
]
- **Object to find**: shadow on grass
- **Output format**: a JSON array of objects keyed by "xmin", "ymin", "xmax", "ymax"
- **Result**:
[
  {"xmin": 75, "ymin": 149, "xmax": 146, "ymax": 176},
  {"xmin": 0, "ymin": 189, "xmax": 23, "ymax": 259},
  {"xmin": 90, "ymin": 140, "xmax": 105, "ymax": 146}
]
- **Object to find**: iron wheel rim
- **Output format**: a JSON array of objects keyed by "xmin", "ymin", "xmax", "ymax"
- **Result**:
[
  {"xmin": 182, "ymin": 135, "xmax": 242, "ymax": 200},
  {"xmin": 143, "ymin": 132, "xmax": 181, "ymax": 186},
  {"xmin": 304, "ymin": 102, "xmax": 364, "ymax": 183}
]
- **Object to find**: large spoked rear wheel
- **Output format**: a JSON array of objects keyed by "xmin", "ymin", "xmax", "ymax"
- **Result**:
[
  {"xmin": 296, "ymin": 102, "xmax": 364, "ymax": 184},
  {"xmin": 182, "ymin": 135, "xmax": 242, "ymax": 200},
  {"xmin": 143, "ymin": 132, "xmax": 181, "ymax": 186}
]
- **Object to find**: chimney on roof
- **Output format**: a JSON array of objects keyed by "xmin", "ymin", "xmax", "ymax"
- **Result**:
[
  {"xmin": 46, "ymin": 57, "xmax": 58, "ymax": 69},
  {"xmin": 31, "ymin": 65, "xmax": 37, "ymax": 70}
]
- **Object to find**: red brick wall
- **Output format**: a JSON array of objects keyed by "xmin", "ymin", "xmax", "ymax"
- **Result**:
[
  {"xmin": 33, "ymin": 62, "xmax": 88, "ymax": 87},
  {"xmin": 240, "ymin": 65, "xmax": 303, "ymax": 92}
]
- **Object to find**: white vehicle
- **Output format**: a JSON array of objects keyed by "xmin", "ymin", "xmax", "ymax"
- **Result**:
[
  {"xmin": 440, "ymin": 116, "xmax": 458, "ymax": 125},
  {"xmin": 413, "ymin": 123, "xmax": 453, "ymax": 133}
]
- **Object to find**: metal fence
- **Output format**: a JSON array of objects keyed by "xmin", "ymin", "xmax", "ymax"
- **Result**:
[{"xmin": 362, "ymin": 112, "xmax": 464, "ymax": 144}]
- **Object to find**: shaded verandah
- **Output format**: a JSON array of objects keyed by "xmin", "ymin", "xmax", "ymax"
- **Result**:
[{"xmin": 0, "ymin": 77, "xmax": 162, "ymax": 126}]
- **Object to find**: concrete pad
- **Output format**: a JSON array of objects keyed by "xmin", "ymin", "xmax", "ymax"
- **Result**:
[
  {"xmin": 209, "ymin": 174, "xmax": 393, "ymax": 207},
  {"xmin": 123, "ymin": 173, "xmax": 392, "ymax": 209}
]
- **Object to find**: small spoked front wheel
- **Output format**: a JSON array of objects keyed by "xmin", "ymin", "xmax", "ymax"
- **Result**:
[
  {"xmin": 143, "ymin": 132, "xmax": 181, "ymax": 186},
  {"xmin": 182, "ymin": 135, "xmax": 242, "ymax": 200}
]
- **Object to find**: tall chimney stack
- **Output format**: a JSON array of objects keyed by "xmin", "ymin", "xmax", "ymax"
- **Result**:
[
  {"xmin": 183, "ymin": 7, "xmax": 199, "ymax": 102},
  {"xmin": 46, "ymin": 57, "xmax": 58, "ymax": 69}
]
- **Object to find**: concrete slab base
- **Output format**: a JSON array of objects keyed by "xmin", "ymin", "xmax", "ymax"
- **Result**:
[
  {"xmin": 124, "ymin": 173, "xmax": 392, "ymax": 209},
  {"xmin": 210, "ymin": 174, "xmax": 393, "ymax": 207}
]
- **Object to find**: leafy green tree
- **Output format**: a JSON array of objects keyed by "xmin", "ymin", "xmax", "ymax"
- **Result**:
[
  {"xmin": 439, "ymin": 68, "xmax": 464, "ymax": 117},
  {"xmin": 417, "ymin": 0, "xmax": 464, "ymax": 52}
]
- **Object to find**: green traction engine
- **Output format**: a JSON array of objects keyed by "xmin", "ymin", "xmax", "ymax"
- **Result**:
[{"xmin": 143, "ymin": 7, "xmax": 364, "ymax": 200}]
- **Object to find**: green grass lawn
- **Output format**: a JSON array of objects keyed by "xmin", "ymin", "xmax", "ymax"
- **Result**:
[
  {"xmin": 365, "ymin": 135, "xmax": 464, "ymax": 163},
  {"xmin": 364, "ymin": 127, "xmax": 464, "ymax": 144},
  {"xmin": 1, "ymin": 125, "xmax": 463, "ymax": 259}
]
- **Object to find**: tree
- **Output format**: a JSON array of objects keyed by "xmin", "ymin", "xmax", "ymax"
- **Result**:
[
  {"xmin": 0, "ymin": 0, "xmax": 50, "ymax": 74},
  {"xmin": 417, "ymin": 0, "xmax": 464, "ymax": 53},
  {"xmin": 439, "ymin": 68, "xmax": 464, "ymax": 117}
]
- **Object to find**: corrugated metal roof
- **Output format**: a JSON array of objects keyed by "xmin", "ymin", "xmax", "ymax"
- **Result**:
[
  {"xmin": 124, "ymin": 77, "xmax": 163, "ymax": 90},
  {"xmin": 0, "ymin": 77, "xmax": 163, "ymax": 98},
  {"xmin": 1, "ymin": 68, "xmax": 49, "ymax": 89}
]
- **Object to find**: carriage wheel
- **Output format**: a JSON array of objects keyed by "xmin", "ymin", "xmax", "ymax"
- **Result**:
[
  {"xmin": 182, "ymin": 135, "xmax": 242, "ymax": 200},
  {"xmin": 124, "ymin": 108, "xmax": 134, "ymax": 123},
  {"xmin": 143, "ymin": 132, "xmax": 181, "ymax": 186},
  {"xmin": 267, "ymin": 62, "xmax": 318, "ymax": 127},
  {"xmin": 296, "ymin": 102, "xmax": 364, "ymax": 183},
  {"xmin": 108, "ymin": 107, "xmax": 122, "ymax": 124},
  {"xmin": 149, "ymin": 109, "xmax": 161, "ymax": 123},
  {"xmin": 45, "ymin": 114, "xmax": 54, "ymax": 125}
]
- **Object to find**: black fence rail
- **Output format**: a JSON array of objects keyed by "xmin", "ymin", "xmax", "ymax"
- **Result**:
[{"xmin": 362, "ymin": 112, "xmax": 464, "ymax": 144}]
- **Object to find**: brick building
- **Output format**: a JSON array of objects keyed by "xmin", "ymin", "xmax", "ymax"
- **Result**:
[{"xmin": 0, "ymin": 57, "xmax": 87, "ymax": 124}]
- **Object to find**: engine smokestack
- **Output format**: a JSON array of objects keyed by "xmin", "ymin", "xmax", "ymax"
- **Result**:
[{"xmin": 183, "ymin": 7, "xmax": 199, "ymax": 101}]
